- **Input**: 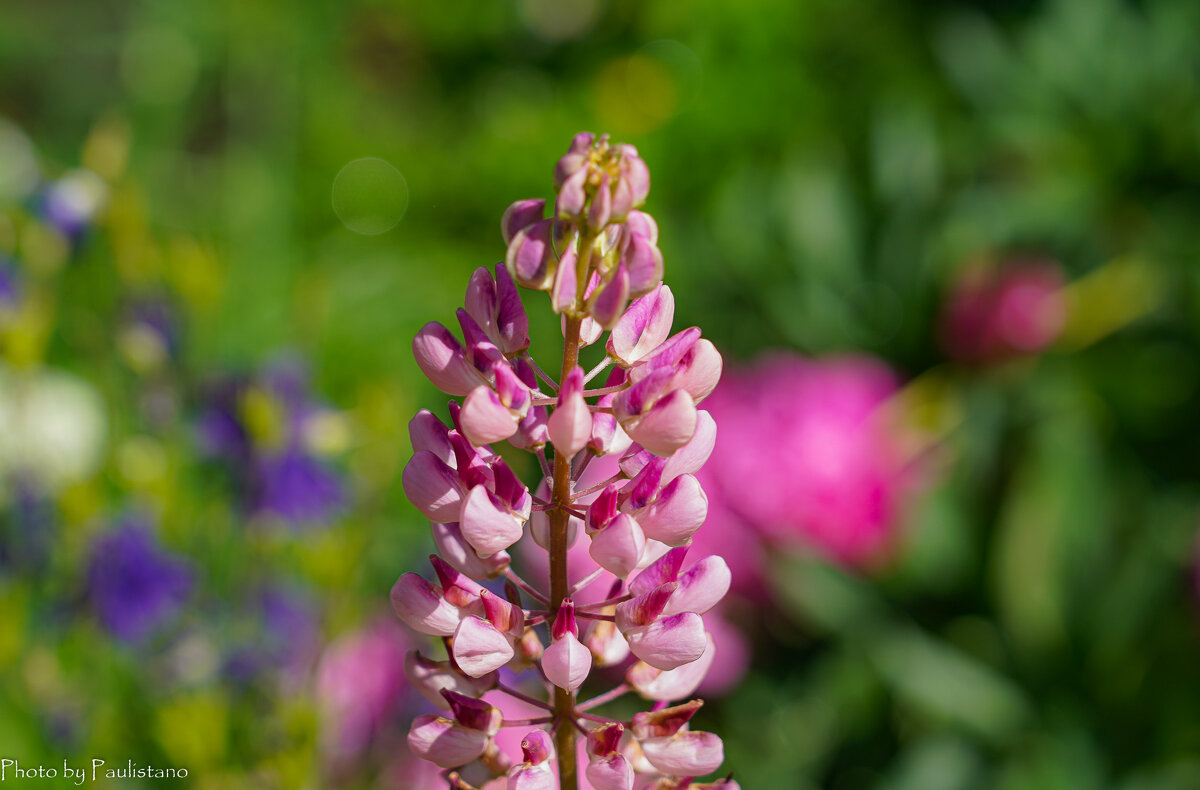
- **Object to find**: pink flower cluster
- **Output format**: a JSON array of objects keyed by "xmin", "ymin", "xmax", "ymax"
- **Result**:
[
  {"xmin": 697, "ymin": 354, "xmax": 920, "ymax": 570},
  {"xmin": 393, "ymin": 134, "xmax": 736, "ymax": 789},
  {"xmin": 940, "ymin": 259, "xmax": 1067, "ymax": 364}
]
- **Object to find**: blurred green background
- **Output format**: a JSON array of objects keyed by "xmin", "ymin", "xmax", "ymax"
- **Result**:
[{"xmin": 3, "ymin": 0, "xmax": 1200, "ymax": 787}]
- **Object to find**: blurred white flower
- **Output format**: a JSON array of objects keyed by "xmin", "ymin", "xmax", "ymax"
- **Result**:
[{"xmin": 0, "ymin": 365, "xmax": 106, "ymax": 491}]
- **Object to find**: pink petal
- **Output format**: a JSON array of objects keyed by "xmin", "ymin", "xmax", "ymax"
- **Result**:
[
  {"xmin": 639, "ymin": 731, "xmax": 724, "ymax": 777},
  {"xmin": 675, "ymin": 338, "xmax": 723, "ymax": 403},
  {"xmin": 542, "ymin": 631, "xmax": 592, "ymax": 692},
  {"xmin": 550, "ymin": 246, "xmax": 579, "ymax": 314},
  {"xmin": 626, "ymin": 633, "xmax": 715, "ymax": 701},
  {"xmin": 585, "ymin": 754, "xmax": 635, "ymax": 790},
  {"xmin": 505, "ymin": 219, "xmax": 557, "ymax": 290},
  {"xmin": 615, "ymin": 583, "xmax": 676, "ymax": 630},
  {"xmin": 547, "ymin": 366, "xmax": 591, "ymax": 458},
  {"xmin": 628, "ymin": 546, "xmax": 688, "ymax": 597},
  {"xmin": 556, "ymin": 166, "xmax": 588, "ymax": 219},
  {"xmin": 607, "ymin": 284, "xmax": 675, "ymax": 366},
  {"xmin": 402, "ymin": 450, "xmax": 464, "ymax": 522},
  {"xmin": 507, "ymin": 762, "xmax": 555, "ymax": 790},
  {"xmin": 624, "ymin": 389, "xmax": 697, "ymax": 457},
  {"xmin": 460, "ymin": 386, "xmax": 520, "ymax": 446},
  {"xmin": 413, "ymin": 322, "xmax": 486, "ymax": 396},
  {"xmin": 624, "ymin": 612, "xmax": 707, "ymax": 671},
  {"xmin": 409, "ymin": 409, "xmax": 456, "ymax": 467},
  {"xmin": 587, "ymin": 172, "xmax": 613, "ymax": 231},
  {"xmin": 501, "ymin": 199, "xmax": 546, "ymax": 245},
  {"xmin": 588, "ymin": 263, "xmax": 630, "ymax": 329},
  {"xmin": 432, "ymin": 522, "xmax": 511, "ymax": 580},
  {"xmin": 583, "ymin": 618, "xmax": 630, "ymax": 667},
  {"xmin": 636, "ymin": 473, "xmax": 708, "ymax": 545},
  {"xmin": 622, "ymin": 234, "xmax": 664, "ymax": 297},
  {"xmin": 452, "ymin": 616, "xmax": 515, "ymax": 677},
  {"xmin": 390, "ymin": 573, "xmax": 461, "ymax": 636},
  {"xmin": 407, "ymin": 714, "xmax": 490, "ymax": 768},
  {"xmin": 404, "ymin": 651, "xmax": 496, "ymax": 709},
  {"xmin": 460, "ymin": 485, "xmax": 525, "ymax": 558},
  {"xmin": 664, "ymin": 555, "xmax": 730, "ymax": 616},
  {"xmin": 589, "ymin": 513, "xmax": 646, "ymax": 578}
]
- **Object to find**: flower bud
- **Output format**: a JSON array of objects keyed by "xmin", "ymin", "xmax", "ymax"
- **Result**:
[
  {"xmin": 543, "ymin": 600, "xmax": 591, "ymax": 692},
  {"xmin": 548, "ymin": 366, "xmax": 591, "ymax": 459}
]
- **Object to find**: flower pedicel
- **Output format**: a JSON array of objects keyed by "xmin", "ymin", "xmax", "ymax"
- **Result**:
[{"xmin": 394, "ymin": 134, "xmax": 737, "ymax": 789}]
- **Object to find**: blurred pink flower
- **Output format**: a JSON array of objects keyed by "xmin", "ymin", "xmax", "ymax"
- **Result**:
[
  {"xmin": 940, "ymin": 259, "xmax": 1067, "ymax": 364},
  {"xmin": 316, "ymin": 621, "xmax": 411, "ymax": 759},
  {"xmin": 699, "ymin": 354, "xmax": 921, "ymax": 568}
]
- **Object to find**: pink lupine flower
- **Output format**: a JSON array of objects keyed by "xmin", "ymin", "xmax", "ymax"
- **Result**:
[
  {"xmin": 392, "ymin": 134, "xmax": 734, "ymax": 788},
  {"xmin": 700, "ymin": 353, "xmax": 921, "ymax": 567},
  {"xmin": 940, "ymin": 258, "xmax": 1067, "ymax": 364}
]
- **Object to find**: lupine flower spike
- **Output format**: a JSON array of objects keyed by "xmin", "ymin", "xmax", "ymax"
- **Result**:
[{"xmin": 396, "ymin": 133, "xmax": 732, "ymax": 788}]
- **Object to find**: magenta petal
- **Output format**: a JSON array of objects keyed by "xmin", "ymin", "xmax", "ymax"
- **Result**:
[
  {"xmin": 493, "ymin": 263, "xmax": 530, "ymax": 353},
  {"xmin": 413, "ymin": 322, "xmax": 485, "ymax": 396},
  {"xmin": 402, "ymin": 450, "xmax": 464, "ymax": 522},
  {"xmin": 636, "ymin": 474, "xmax": 708, "ymax": 545},
  {"xmin": 390, "ymin": 573, "xmax": 462, "ymax": 636},
  {"xmin": 460, "ymin": 386, "xmax": 520, "ymax": 447},
  {"xmin": 588, "ymin": 263, "xmax": 630, "ymax": 330},
  {"xmin": 615, "ymin": 583, "xmax": 676, "ymax": 629},
  {"xmin": 624, "ymin": 612, "xmax": 707, "ymax": 670},
  {"xmin": 623, "ymin": 234, "xmax": 664, "ymax": 297},
  {"xmin": 665, "ymin": 555, "xmax": 730, "ymax": 616},
  {"xmin": 460, "ymin": 485, "xmax": 525, "ymax": 558},
  {"xmin": 629, "ymin": 546, "xmax": 688, "ymax": 596},
  {"xmin": 589, "ymin": 513, "xmax": 646, "ymax": 578},
  {"xmin": 619, "ymin": 147, "xmax": 650, "ymax": 205},
  {"xmin": 557, "ymin": 166, "xmax": 589, "ymax": 219},
  {"xmin": 607, "ymin": 284, "xmax": 675, "ymax": 366},
  {"xmin": 506, "ymin": 219, "xmax": 556, "ymax": 290},
  {"xmin": 640, "ymin": 731, "xmax": 724, "ymax": 777},
  {"xmin": 550, "ymin": 246, "xmax": 579, "ymax": 314},
  {"xmin": 542, "ymin": 630, "xmax": 592, "ymax": 692},
  {"xmin": 502, "ymin": 198, "xmax": 546, "ymax": 245},
  {"xmin": 625, "ymin": 389, "xmax": 698, "ymax": 457},
  {"xmin": 585, "ymin": 754, "xmax": 635, "ymax": 790},
  {"xmin": 548, "ymin": 366, "xmax": 591, "ymax": 458},
  {"xmin": 409, "ymin": 409, "xmax": 456, "ymax": 467},
  {"xmin": 452, "ymin": 615, "xmax": 515, "ymax": 677},
  {"xmin": 431, "ymin": 522, "xmax": 510, "ymax": 579},
  {"xmin": 588, "ymin": 173, "xmax": 613, "ymax": 231},
  {"xmin": 407, "ymin": 714, "xmax": 490, "ymax": 768},
  {"xmin": 625, "ymin": 211, "xmax": 658, "ymax": 245},
  {"xmin": 627, "ymin": 633, "xmax": 716, "ymax": 702}
]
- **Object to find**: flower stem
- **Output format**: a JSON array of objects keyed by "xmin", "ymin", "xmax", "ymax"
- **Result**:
[{"xmin": 551, "ymin": 313, "xmax": 583, "ymax": 790}]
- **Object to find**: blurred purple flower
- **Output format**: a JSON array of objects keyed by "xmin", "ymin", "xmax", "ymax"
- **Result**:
[
  {"xmin": 940, "ymin": 259, "xmax": 1067, "ymax": 364},
  {"xmin": 699, "ymin": 354, "xmax": 923, "ymax": 568},
  {"xmin": 38, "ymin": 169, "xmax": 107, "ymax": 240},
  {"xmin": 225, "ymin": 585, "xmax": 320, "ymax": 683},
  {"xmin": 0, "ymin": 258, "xmax": 19, "ymax": 309},
  {"xmin": 198, "ymin": 357, "xmax": 345, "ymax": 528},
  {"xmin": 256, "ymin": 449, "xmax": 344, "ymax": 526},
  {"xmin": 87, "ymin": 520, "xmax": 192, "ymax": 643}
]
